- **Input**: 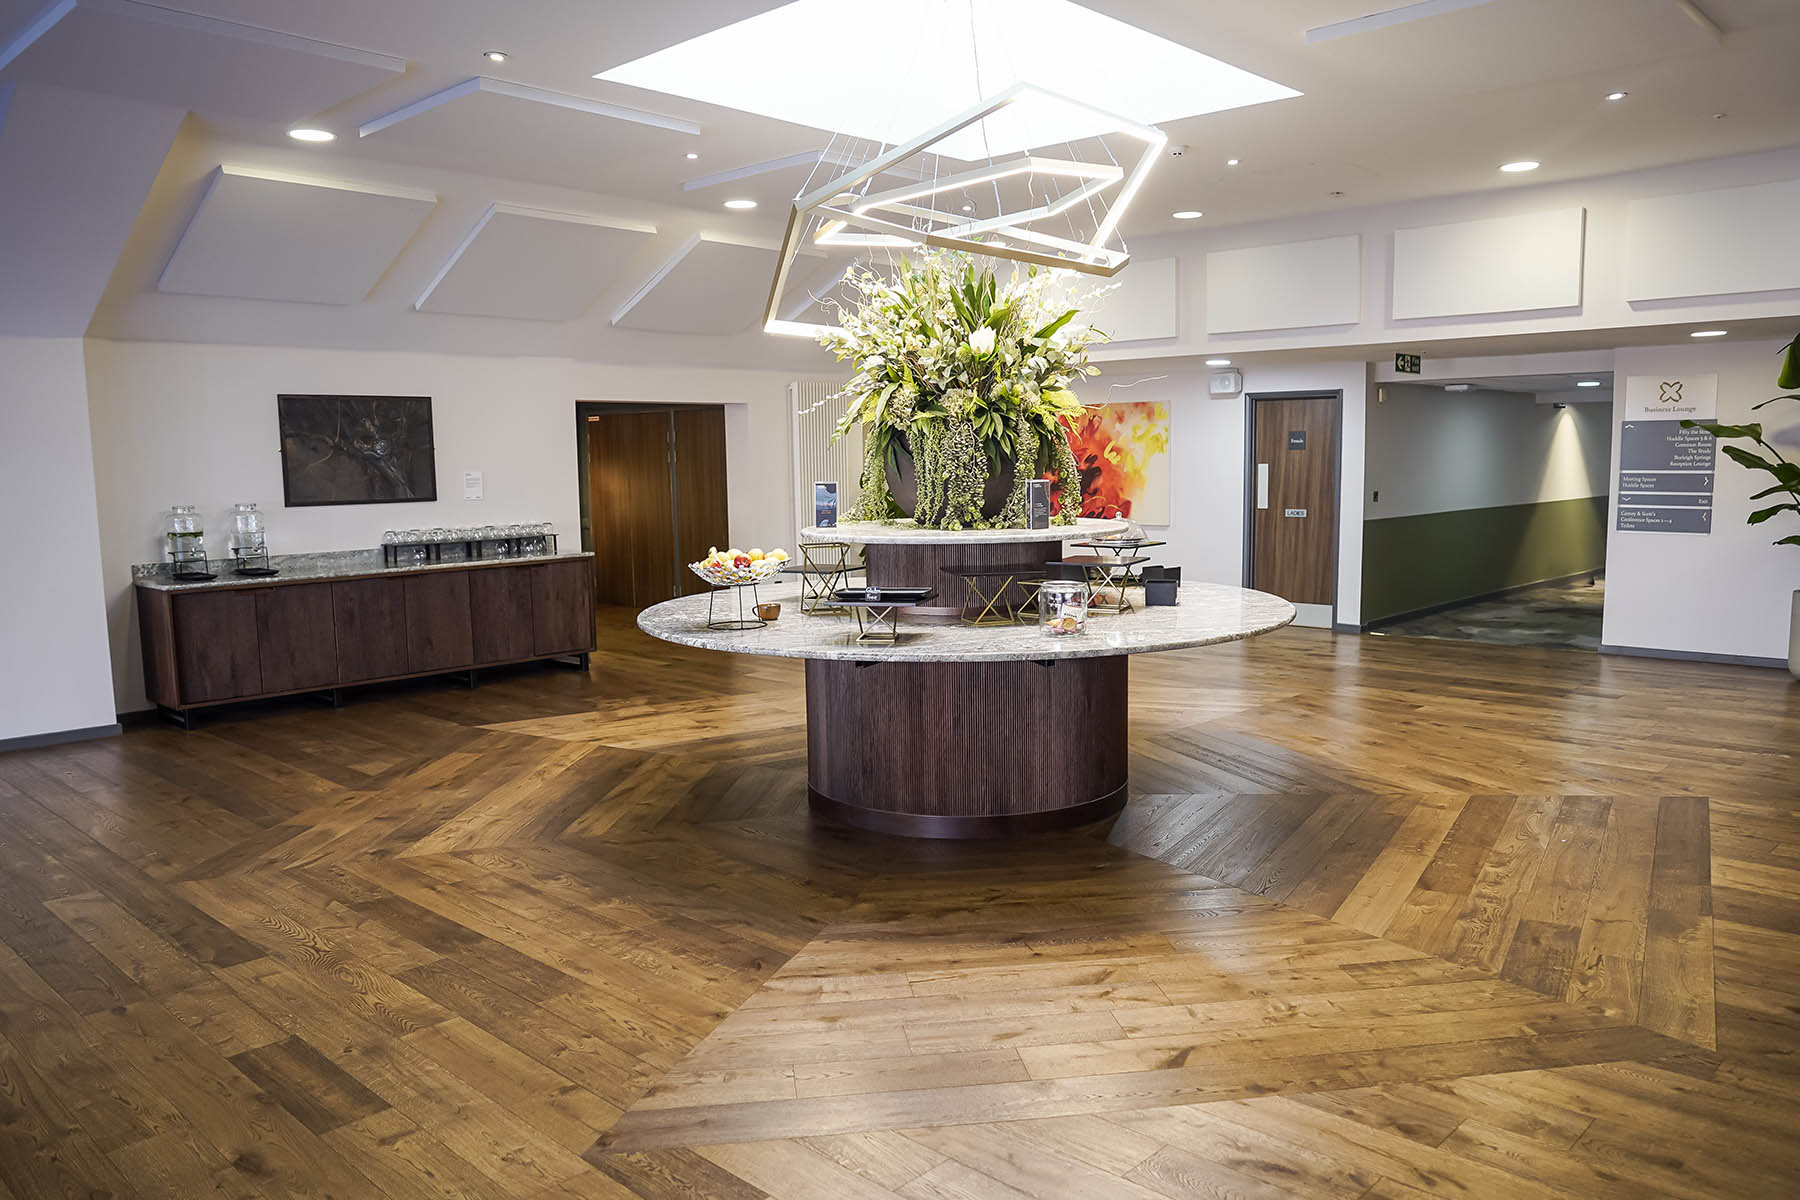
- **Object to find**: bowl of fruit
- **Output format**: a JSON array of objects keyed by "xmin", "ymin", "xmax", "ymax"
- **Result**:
[{"xmin": 690, "ymin": 546, "xmax": 789, "ymax": 587}]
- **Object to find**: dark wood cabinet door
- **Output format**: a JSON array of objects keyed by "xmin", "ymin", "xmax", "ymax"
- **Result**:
[
  {"xmin": 255, "ymin": 584, "xmax": 338, "ymax": 693},
  {"xmin": 404, "ymin": 572, "xmax": 474, "ymax": 673},
  {"xmin": 332, "ymin": 578, "xmax": 409, "ymax": 682},
  {"xmin": 672, "ymin": 407, "xmax": 729, "ymax": 597},
  {"xmin": 171, "ymin": 590, "xmax": 261, "ymax": 704},
  {"xmin": 469, "ymin": 567, "xmax": 535, "ymax": 664},
  {"xmin": 587, "ymin": 411, "xmax": 677, "ymax": 606},
  {"xmin": 1251, "ymin": 394, "xmax": 1340, "ymax": 607},
  {"xmin": 530, "ymin": 560, "xmax": 594, "ymax": 656}
]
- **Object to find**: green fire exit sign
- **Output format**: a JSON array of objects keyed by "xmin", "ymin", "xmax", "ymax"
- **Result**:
[{"xmin": 1395, "ymin": 353, "xmax": 1421, "ymax": 374}]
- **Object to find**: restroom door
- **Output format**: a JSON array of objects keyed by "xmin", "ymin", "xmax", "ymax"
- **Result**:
[{"xmin": 1248, "ymin": 393, "xmax": 1340, "ymax": 608}]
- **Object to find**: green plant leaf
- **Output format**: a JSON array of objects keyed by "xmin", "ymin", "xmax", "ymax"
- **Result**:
[
  {"xmin": 1032, "ymin": 309, "xmax": 1078, "ymax": 341},
  {"xmin": 1720, "ymin": 444, "xmax": 1797, "ymax": 479},
  {"xmin": 1775, "ymin": 534, "xmax": 1800, "ymax": 547},
  {"xmin": 1750, "ymin": 394, "xmax": 1800, "ymax": 409},
  {"xmin": 1748, "ymin": 503, "xmax": 1800, "ymax": 525},
  {"xmin": 1749, "ymin": 482, "xmax": 1800, "ymax": 500}
]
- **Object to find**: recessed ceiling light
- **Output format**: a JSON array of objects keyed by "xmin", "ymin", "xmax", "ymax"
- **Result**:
[
  {"xmin": 961, "ymin": 202, "xmax": 975, "ymax": 212},
  {"xmin": 484, "ymin": 50, "xmax": 508, "ymax": 63},
  {"xmin": 287, "ymin": 128, "xmax": 334, "ymax": 143},
  {"xmin": 1605, "ymin": 90, "xmax": 1627, "ymax": 101},
  {"xmin": 1205, "ymin": 358, "xmax": 1231, "ymax": 366},
  {"xmin": 1172, "ymin": 209, "xmax": 1203, "ymax": 219},
  {"xmin": 1576, "ymin": 380, "xmax": 1602, "ymax": 388},
  {"xmin": 1444, "ymin": 384, "xmax": 1471, "ymax": 392},
  {"xmin": 1499, "ymin": 160, "xmax": 1539, "ymax": 173},
  {"xmin": 1226, "ymin": 158, "xmax": 1239, "ymax": 166},
  {"xmin": 595, "ymin": 0, "xmax": 1302, "ymax": 160},
  {"xmin": 685, "ymin": 152, "xmax": 699, "ymax": 160},
  {"xmin": 723, "ymin": 198, "xmax": 757, "ymax": 210},
  {"xmin": 1690, "ymin": 329, "xmax": 1728, "ymax": 338}
]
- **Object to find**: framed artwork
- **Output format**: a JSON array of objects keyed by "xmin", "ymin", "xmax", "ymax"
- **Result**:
[
  {"xmin": 1064, "ymin": 400, "xmax": 1171, "ymax": 524},
  {"xmin": 277, "ymin": 394, "xmax": 437, "ymax": 507}
]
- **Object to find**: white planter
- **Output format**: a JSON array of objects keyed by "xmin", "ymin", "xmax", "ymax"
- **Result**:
[{"xmin": 1791, "ymin": 589, "xmax": 1800, "ymax": 679}]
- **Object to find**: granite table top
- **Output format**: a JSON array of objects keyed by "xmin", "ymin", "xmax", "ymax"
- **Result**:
[
  {"xmin": 132, "ymin": 548, "xmax": 593, "ymax": 592},
  {"xmin": 800, "ymin": 516, "xmax": 1128, "ymax": 545},
  {"xmin": 636, "ymin": 579, "xmax": 1295, "ymax": 663}
]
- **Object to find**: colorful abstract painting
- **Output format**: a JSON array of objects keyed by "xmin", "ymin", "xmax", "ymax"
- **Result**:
[{"xmin": 1062, "ymin": 401, "xmax": 1171, "ymax": 524}]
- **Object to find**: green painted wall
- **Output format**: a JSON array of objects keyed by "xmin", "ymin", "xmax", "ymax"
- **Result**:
[{"xmin": 1362, "ymin": 495, "xmax": 1609, "ymax": 625}]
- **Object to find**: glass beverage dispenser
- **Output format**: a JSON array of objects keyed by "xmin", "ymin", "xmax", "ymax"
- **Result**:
[
  {"xmin": 164, "ymin": 505, "xmax": 211, "ymax": 579},
  {"xmin": 229, "ymin": 502, "xmax": 270, "ymax": 573}
]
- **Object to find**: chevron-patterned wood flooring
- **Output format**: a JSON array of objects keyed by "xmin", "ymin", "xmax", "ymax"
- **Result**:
[{"xmin": 0, "ymin": 608, "xmax": 1796, "ymax": 1198}]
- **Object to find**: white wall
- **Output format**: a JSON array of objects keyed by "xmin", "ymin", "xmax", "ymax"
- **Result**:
[
  {"xmin": 1603, "ymin": 338, "xmax": 1800, "ymax": 663},
  {"xmin": 84, "ymin": 340, "xmax": 796, "ymax": 713},
  {"xmin": 1367, "ymin": 386, "xmax": 1611, "ymax": 520},
  {"xmin": 1094, "ymin": 359, "xmax": 1369, "ymax": 628},
  {"xmin": 1099, "ymin": 148, "xmax": 1800, "ymax": 363},
  {"xmin": 0, "ymin": 338, "xmax": 118, "ymax": 741}
]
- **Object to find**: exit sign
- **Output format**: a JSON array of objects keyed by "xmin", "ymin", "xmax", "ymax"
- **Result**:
[{"xmin": 1395, "ymin": 353, "xmax": 1422, "ymax": 374}]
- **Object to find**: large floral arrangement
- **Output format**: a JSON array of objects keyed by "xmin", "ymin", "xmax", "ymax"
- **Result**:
[{"xmin": 823, "ymin": 252, "xmax": 1105, "ymax": 529}]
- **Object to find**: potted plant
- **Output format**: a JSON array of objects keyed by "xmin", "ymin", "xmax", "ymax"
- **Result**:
[
  {"xmin": 823, "ymin": 253, "xmax": 1101, "ymax": 530},
  {"xmin": 1683, "ymin": 330, "xmax": 1800, "ymax": 677}
]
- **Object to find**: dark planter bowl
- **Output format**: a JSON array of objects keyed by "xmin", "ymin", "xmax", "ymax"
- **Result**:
[{"xmin": 884, "ymin": 434, "xmax": 1016, "ymax": 522}]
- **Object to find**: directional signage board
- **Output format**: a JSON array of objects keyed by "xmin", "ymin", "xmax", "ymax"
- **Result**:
[{"xmin": 1615, "ymin": 374, "xmax": 1718, "ymax": 535}]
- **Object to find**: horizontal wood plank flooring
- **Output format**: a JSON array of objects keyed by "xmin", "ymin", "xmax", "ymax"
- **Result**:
[{"xmin": 0, "ymin": 608, "xmax": 1795, "ymax": 1198}]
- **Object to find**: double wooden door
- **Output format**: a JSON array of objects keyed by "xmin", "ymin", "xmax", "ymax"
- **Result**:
[
  {"xmin": 586, "ymin": 407, "xmax": 728, "ymax": 606},
  {"xmin": 1250, "ymin": 394, "xmax": 1340, "ymax": 608}
]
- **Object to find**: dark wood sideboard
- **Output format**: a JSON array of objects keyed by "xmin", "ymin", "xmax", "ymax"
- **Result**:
[{"xmin": 137, "ymin": 557, "xmax": 594, "ymax": 725}]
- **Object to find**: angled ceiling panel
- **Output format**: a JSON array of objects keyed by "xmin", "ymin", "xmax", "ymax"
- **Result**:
[
  {"xmin": 356, "ymin": 79, "xmax": 700, "ymax": 198},
  {"xmin": 159, "ymin": 165, "xmax": 436, "ymax": 305},
  {"xmin": 0, "ymin": 0, "xmax": 402, "ymax": 122},
  {"xmin": 416, "ymin": 204, "xmax": 656, "ymax": 322},
  {"xmin": 612, "ymin": 236, "xmax": 775, "ymax": 334}
]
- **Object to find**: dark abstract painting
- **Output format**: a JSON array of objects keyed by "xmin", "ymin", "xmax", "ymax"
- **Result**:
[{"xmin": 277, "ymin": 394, "xmax": 437, "ymax": 506}]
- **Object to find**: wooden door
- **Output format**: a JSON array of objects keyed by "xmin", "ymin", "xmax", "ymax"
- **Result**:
[
  {"xmin": 672, "ymin": 407, "xmax": 729, "ymax": 597},
  {"xmin": 530, "ymin": 560, "xmax": 596, "ymax": 656},
  {"xmin": 171, "ymin": 590, "xmax": 261, "ymax": 704},
  {"xmin": 1251, "ymin": 395, "xmax": 1339, "ymax": 607},
  {"xmin": 469, "ymin": 567, "xmax": 536, "ymax": 664},
  {"xmin": 404, "ymin": 572, "xmax": 474, "ymax": 673},
  {"xmin": 333, "ymin": 578, "xmax": 409, "ymax": 682},
  {"xmin": 255, "ymin": 584, "xmax": 338, "ymax": 693},
  {"xmin": 587, "ymin": 412, "xmax": 678, "ymax": 606}
]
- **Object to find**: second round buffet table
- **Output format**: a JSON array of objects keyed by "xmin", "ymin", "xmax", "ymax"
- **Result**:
[{"xmin": 638, "ymin": 556, "xmax": 1295, "ymax": 838}]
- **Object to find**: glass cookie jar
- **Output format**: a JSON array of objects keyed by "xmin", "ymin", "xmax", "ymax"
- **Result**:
[{"xmin": 1038, "ymin": 579, "xmax": 1089, "ymax": 638}]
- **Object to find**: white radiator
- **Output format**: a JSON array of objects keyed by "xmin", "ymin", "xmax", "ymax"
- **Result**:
[{"xmin": 790, "ymin": 380, "xmax": 861, "ymax": 536}]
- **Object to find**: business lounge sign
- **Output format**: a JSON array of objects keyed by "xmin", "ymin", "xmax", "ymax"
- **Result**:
[
  {"xmin": 1624, "ymin": 373, "xmax": 1716, "ymax": 421},
  {"xmin": 1617, "ymin": 373, "xmax": 1718, "ymax": 535}
]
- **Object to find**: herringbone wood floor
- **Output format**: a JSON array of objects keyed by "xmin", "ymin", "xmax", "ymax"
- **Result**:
[{"xmin": 1, "ymin": 609, "xmax": 1796, "ymax": 1198}]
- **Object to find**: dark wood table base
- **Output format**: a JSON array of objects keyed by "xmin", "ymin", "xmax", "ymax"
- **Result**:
[{"xmin": 804, "ymin": 655, "xmax": 1128, "ymax": 839}]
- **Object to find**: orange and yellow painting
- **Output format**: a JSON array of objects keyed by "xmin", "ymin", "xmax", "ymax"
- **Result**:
[{"xmin": 1063, "ymin": 401, "xmax": 1171, "ymax": 524}]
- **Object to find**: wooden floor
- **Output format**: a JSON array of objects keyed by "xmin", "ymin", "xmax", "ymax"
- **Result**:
[{"xmin": 1, "ymin": 609, "xmax": 1796, "ymax": 1199}]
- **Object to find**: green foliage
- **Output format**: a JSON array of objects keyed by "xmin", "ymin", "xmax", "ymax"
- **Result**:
[
  {"xmin": 821, "ymin": 251, "xmax": 1105, "ymax": 528},
  {"xmin": 1683, "ymin": 330, "xmax": 1800, "ymax": 549}
]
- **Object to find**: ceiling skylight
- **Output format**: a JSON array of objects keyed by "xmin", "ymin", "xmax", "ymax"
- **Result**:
[{"xmin": 596, "ymin": 0, "xmax": 1300, "ymax": 161}]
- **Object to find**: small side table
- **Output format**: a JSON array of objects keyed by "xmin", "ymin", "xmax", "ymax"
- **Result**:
[
  {"xmin": 1071, "ymin": 539, "xmax": 1166, "ymax": 588},
  {"xmin": 938, "ymin": 563, "xmax": 1050, "ymax": 626},
  {"xmin": 787, "ymin": 542, "xmax": 856, "ymax": 614},
  {"xmin": 829, "ymin": 588, "xmax": 938, "ymax": 645},
  {"xmin": 1060, "ymin": 554, "xmax": 1149, "ymax": 615}
]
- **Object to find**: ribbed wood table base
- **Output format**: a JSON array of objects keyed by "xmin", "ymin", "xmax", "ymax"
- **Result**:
[{"xmin": 804, "ymin": 655, "xmax": 1128, "ymax": 839}]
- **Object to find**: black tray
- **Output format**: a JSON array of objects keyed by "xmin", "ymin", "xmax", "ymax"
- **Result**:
[
  {"xmin": 831, "ymin": 587, "xmax": 936, "ymax": 605},
  {"xmin": 233, "ymin": 566, "xmax": 280, "ymax": 577}
]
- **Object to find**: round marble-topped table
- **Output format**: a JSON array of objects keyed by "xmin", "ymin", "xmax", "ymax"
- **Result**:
[
  {"xmin": 638, "ymin": 579, "xmax": 1294, "ymax": 839},
  {"xmin": 802, "ymin": 517, "xmax": 1127, "ymax": 616}
]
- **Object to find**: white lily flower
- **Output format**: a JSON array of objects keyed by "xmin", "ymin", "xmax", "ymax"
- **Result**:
[{"xmin": 968, "ymin": 327, "xmax": 996, "ymax": 356}]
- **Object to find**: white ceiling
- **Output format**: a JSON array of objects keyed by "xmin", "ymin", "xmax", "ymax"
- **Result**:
[{"xmin": 3, "ymin": 0, "xmax": 1798, "ymax": 350}]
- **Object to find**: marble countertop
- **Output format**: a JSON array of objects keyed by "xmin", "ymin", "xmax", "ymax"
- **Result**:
[
  {"xmin": 801, "ymin": 516, "xmax": 1128, "ymax": 545},
  {"xmin": 636, "ymin": 580, "xmax": 1295, "ymax": 663},
  {"xmin": 133, "ymin": 548, "xmax": 593, "ymax": 592}
]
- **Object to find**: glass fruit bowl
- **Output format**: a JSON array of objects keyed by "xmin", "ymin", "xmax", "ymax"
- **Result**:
[{"xmin": 689, "ymin": 548, "xmax": 788, "ymax": 587}]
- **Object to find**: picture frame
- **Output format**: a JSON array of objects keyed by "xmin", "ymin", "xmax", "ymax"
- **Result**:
[{"xmin": 277, "ymin": 394, "xmax": 437, "ymax": 507}]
